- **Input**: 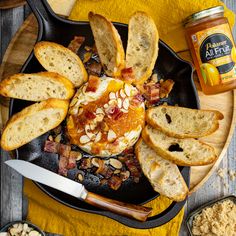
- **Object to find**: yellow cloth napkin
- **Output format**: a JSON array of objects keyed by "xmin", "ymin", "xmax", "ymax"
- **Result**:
[
  {"xmin": 25, "ymin": 180, "xmax": 182, "ymax": 235},
  {"xmin": 69, "ymin": 0, "xmax": 235, "ymax": 53},
  {"xmin": 24, "ymin": 1, "xmax": 235, "ymax": 236}
]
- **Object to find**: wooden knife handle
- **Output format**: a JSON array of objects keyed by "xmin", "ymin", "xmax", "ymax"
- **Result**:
[{"xmin": 84, "ymin": 192, "xmax": 152, "ymax": 221}]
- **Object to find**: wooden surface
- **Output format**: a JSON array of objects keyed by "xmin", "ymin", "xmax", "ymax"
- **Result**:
[
  {"xmin": 0, "ymin": 1, "xmax": 235, "ymax": 236},
  {"xmin": 0, "ymin": 0, "xmax": 26, "ymax": 9}
]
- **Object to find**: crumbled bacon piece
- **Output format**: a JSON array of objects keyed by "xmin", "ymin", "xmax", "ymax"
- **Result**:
[
  {"xmin": 67, "ymin": 156, "xmax": 77, "ymax": 169},
  {"xmin": 84, "ymin": 110, "xmax": 96, "ymax": 120},
  {"xmin": 125, "ymin": 158, "xmax": 142, "ymax": 183},
  {"xmin": 143, "ymin": 82, "xmax": 160, "ymax": 104},
  {"xmin": 68, "ymin": 36, "xmax": 85, "ymax": 53},
  {"xmin": 44, "ymin": 140, "xmax": 59, "ymax": 153},
  {"xmin": 108, "ymin": 175, "xmax": 122, "ymax": 190},
  {"xmin": 86, "ymin": 62, "xmax": 102, "ymax": 76},
  {"xmin": 121, "ymin": 67, "xmax": 135, "ymax": 83},
  {"xmin": 85, "ymin": 75, "xmax": 101, "ymax": 92},
  {"xmin": 106, "ymin": 105, "xmax": 123, "ymax": 120},
  {"xmin": 59, "ymin": 144, "xmax": 71, "ymax": 158},
  {"xmin": 130, "ymin": 93, "xmax": 144, "ymax": 107},
  {"xmin": 58, "ymin": 155, "xmax": 69, "ymax": 176},
  {"xmin": 159, "ymin": 79, "xmax": 175, "ymax": 98},
  {"xmin": 96, "ymin": 162, "xmax": 113, "ymax": 179}
]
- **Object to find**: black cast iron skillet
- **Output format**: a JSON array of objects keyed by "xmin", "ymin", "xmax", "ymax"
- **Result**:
[{"xmin": 9, "ymin": 0, "xmax": 200, "ymax": 228}]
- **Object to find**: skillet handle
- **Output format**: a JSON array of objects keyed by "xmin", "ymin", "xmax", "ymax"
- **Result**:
[
  {"xmin": 26, "ymin": 0, "xmax": 60, "ymax": 40},
  {"xmin": 85, "ymin": 192, "xmax": 152, "ymax": 222}
]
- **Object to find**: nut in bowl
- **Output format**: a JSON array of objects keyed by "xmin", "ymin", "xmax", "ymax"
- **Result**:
[{"xmin": 0, "ymin": 221, "xmax": 45, "ymax": 236}]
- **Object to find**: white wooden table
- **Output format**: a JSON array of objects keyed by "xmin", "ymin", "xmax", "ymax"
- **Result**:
[{"xmin": 0, "ymin": 1, "xmax": 235, "ymax": 235}]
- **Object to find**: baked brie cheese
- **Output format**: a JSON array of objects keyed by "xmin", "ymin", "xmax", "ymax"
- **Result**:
[{"xmin": 67, "ymin": 76, "xmax": 145, "ymax": 157}]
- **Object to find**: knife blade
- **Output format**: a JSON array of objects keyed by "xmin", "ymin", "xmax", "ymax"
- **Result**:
[{"xmin": 5, "ymin": 160, "xmax": 152, "ymax": 221}]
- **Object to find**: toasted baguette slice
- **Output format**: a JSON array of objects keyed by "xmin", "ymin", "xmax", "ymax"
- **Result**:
[
  {"xmin": 126, "ymin": 11, "xmax": 159, "ymax": 85},
  {"xmin": 88, "ymin": 12, "xmax": 125, "ymax": 77},
  {"xmin": 34, "ymin": 41, "xmax": 88, "ymax": 87},
  {"xmin": 0, "ymin": 72, "xmax": 75, "ymax": 101},
  {"xmin": 146, "ymin": 106, "xmax": 224, "ymax": 138},
  {"xmin": 135, "ymin": 139, "xmax": 188, "ymax": 202},
  {"xmin": 142, "ymin": 125, "xmax": 217, "ymax": 166},
  {"xmin": 1, "ymin": 99, "xmax": 69, "ymax": 151}
]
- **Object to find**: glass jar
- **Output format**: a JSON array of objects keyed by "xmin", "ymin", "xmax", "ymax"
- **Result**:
[{"xmin": 184, "ymin": 6, "xmax": 236, "ymax": 95}]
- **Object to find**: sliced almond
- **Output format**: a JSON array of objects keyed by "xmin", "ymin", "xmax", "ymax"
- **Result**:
[
  {"xmin": 96, "ymin": 108, "xmax": 104, "ymax": 114},
  {"xmin": 80, "ymin": 135, "xmax": 91, "ymax": 144},
  {"xmin": 124, "ymin": 84, "xmax": 132, "ymax": 97},
  {"xmin": 78, "ymin": 108, "xmax": 84, "ymax": 116},
  {"xmin": 109, "ymin": 158, "xmax": 122, "ymax": 169},
  {"xmin": 108, "ymin": 99, "xmax": 117, "ymax": 106},
  {"xmin": 104, "ymin": 103, "xmax": 109, "ymax": 109},
  {"xmin": 77, "ymin": 128, "xmax": 83, "ymax": 133},
  {"xmin": 116, "ymin": 91, "xmax": 119, "ymax": 98},
  {"xmin": 29, "ymin": 231, "xmax": 40, "ymax": 236},
  {"xmin": 109, "ymin": 92, "xmax": 116, "ymax": 100},
  {"xmin": 117, "ymin": 98, "xmax": 122, "ymax": 108},
  {"xmin": 123, "ymin": 98, "xmax": 129, "ymax": 110},
  {"xmin": 85, "ymin": 125, "xmax": 96, "ymax": 140},
  {"xmin": 48, "ymin": 135, "xmax": 53, "ymax": 141},
  {"xmin": 114, "ymin": 169, "xmax": 121, "ymax": 174},
  {"xmin": 91, "ymin": 157, "xmax": 100, "ymax": 167},
  {"xmin": 0, "ymin": 232, "xmax": 9, "ymax": 236},
  {"xmin": 94, "ymin": 131, "xmax": 102, "ymax": 142},
  {"xmin": 107, "ymin": 129, "xmax": 117, "ymax": 142},
  {"xmin": 54, "ymin": 133, "xmax": 62, "ymax": 143},
  {"xmin": 69, "ymin": 97, "xmax": 78, "ymax": 107},
  {"xmin": 120, "ymin": 89, "xmax": 126, "ymax": 98},
  {"xmin": 77, "ymin": 173, "xmax": 84, "ymax": 182},
  {"xmin": 120, "ymin": 170, "xmax": 130, "ymax": 181},
  {"xmin": 23, "ymin": 223, "xmax": 28, "ymax": 232},
  {"xmin": 10, "ymin": 228, "xmax": 20, "ymax": 235},
  {"xmin": 75, "ymin": 152, "xmax": 82, "ymax": 161},
  {"xmin": 95, "ymin": 113, "xmax": 104, "ymax": 123},
  {"xmin": 89, "ymin": 123, "xmax": 97, "ymax": 131},
  {"xmin": 121, "ymin": 108, "xmax": 128, "ymax": 113}
]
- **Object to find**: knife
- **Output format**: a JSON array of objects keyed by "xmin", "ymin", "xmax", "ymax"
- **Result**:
[{"xmin": 5, "ymin": 160, "xmax": 152, "ymax": 221}]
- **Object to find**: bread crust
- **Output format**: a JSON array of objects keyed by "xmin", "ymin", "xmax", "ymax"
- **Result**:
[
  {"xmin": 88, "ymin": 12, "xmax": 125, "ymax": 77},
  {"xmin": 1, "ymin": 98, "xmax": 69, "ymax": 151},
  {"xmin": 0, "ymin": 72, "xmax": 75, "ymax": 101},
  {"xmin": 126, "ymin": 11, "xmax": 159, "ymax": 85},
  {"xmin": 146, "ymin": 106, "xmax": 224, "ymax": 138},
  {"xmin": 142, "ymin": 126, "xmax": 217, "ymax": 166},
  {"xmin": 34, "ymin": 41, "xmax": 88, "ymax": 87},
  {"xmin": 135, "ymin": 138, "xmax": 188, "ymax": 202}
]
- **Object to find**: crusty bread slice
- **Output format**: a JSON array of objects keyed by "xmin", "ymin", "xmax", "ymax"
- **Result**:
[
  {"xmin": 1, "ymin": 99, "xmax": 69, "ymax": 151},
  {"xmin": 0, "ymin": 72, "xmax": 75, "ymax": 101},
  {"xmin": 146, "ymin": 106, "xmax": 224, "ymax": 138},
  {"xmin": 34, "ymin": 41, "xmax": 88, "ymax": 87},
  {"xmin": 88, "ymin": 12, "xmax": 125, "ymax": 77},
  {"xmin": 126, "ymin": 11, "xmax": 159, "ymax": 85},
  {"xmin": 142, "ymin": 125, "xmax": 217, "ymax": 166},
  {"xmin": 135, "ymin": 138, "xmax": 188, "ymax": 202}
]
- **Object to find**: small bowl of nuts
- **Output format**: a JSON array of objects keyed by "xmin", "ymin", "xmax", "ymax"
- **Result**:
[
  {"xmin": 0, "ymin": 221, "xmax": 45, "ymax": 236},
  {"xmin": 186, "ymin": 195, "xmax": 236, "ymax": 236}
]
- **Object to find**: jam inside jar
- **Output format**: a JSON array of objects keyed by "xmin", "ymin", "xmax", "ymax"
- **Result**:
[{"xmin": 184, "ymin": 6, "xmax": 236, "ymax": 95}]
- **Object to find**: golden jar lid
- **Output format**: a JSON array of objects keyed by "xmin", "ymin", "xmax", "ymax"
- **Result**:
[{"xmin": 184, "ymin": 6, "xmax": 224, "ymax": 25}]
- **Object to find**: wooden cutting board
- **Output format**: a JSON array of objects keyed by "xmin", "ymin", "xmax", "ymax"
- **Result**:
[
  {"xmin": 0, "ymin": 14, "xmax": 235, "ymax": 193},
  {"xmin": 0, "ymin": 0, "xmax": 26, "ymax": 9}
]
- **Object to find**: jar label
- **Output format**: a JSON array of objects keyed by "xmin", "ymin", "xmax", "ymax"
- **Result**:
[{"xmin": 191, "ymin": 23, "xmax": 236, "ymax": 86}]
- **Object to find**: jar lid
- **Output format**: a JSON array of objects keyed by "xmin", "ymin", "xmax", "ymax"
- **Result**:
[{"xmin": 184, "ymin": 6, "xmax": 224, "ymax": 25}]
